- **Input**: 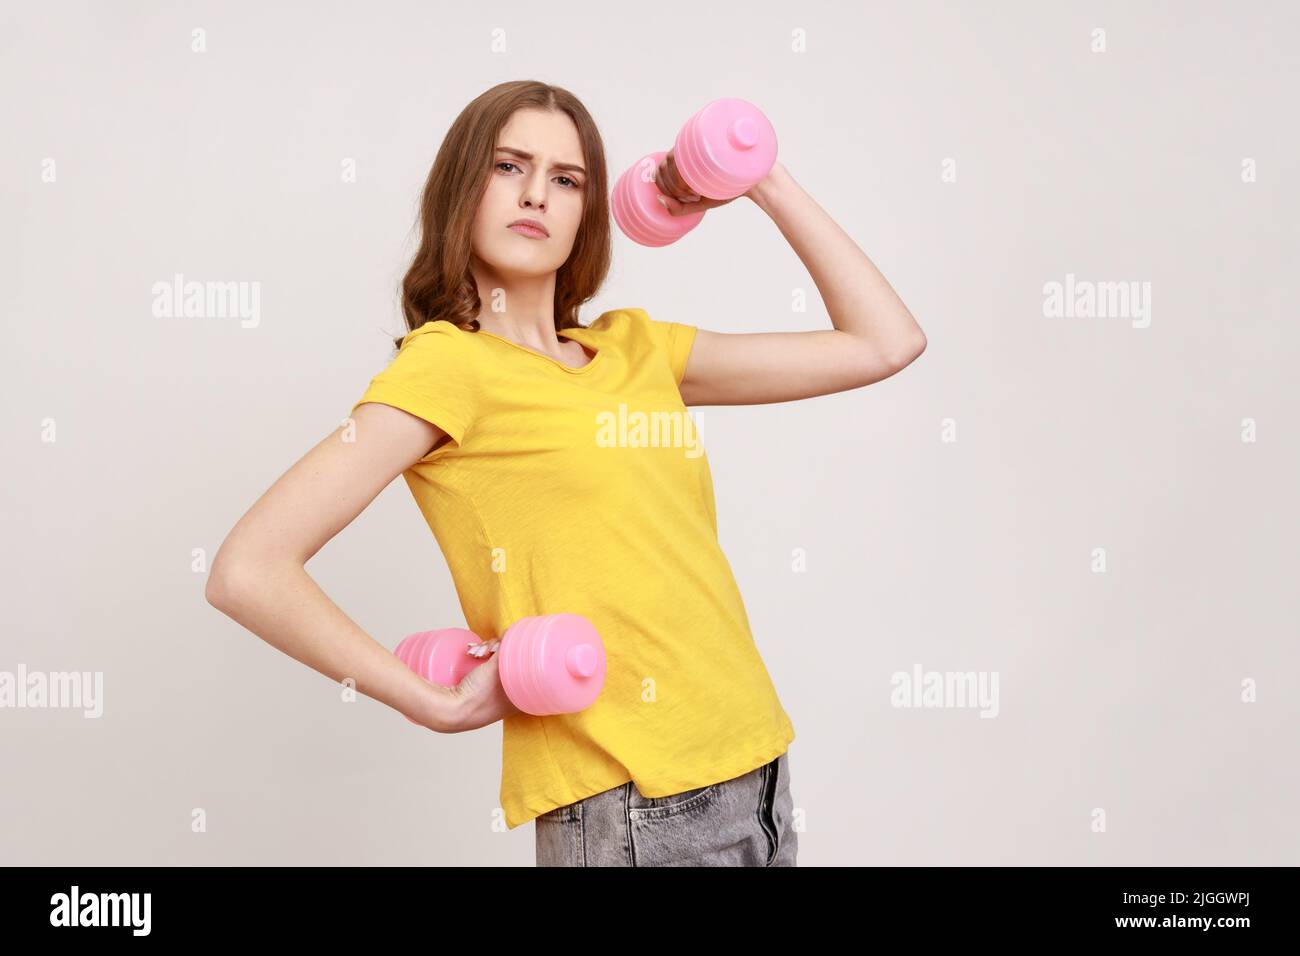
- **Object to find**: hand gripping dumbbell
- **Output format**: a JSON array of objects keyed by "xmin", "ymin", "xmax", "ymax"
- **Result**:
[
  {"xmin": 394, "ymin": 613, "xmax": 606, "ymax": 721},
  {"xmin": 611, "ymin": 97, "xmax": 778, "ymax": 247}
]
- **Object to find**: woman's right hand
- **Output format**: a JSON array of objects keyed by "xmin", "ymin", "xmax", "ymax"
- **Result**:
[{"xmin": 421, "ymin": 650, "xmax": 522, "ymax": 732}]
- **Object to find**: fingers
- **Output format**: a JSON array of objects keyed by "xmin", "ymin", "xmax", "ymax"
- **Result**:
[
  {"xmin": 657, "ymin": 191, "xmax": 732, "ymax": 216},
  {"xmin": 465, "ymin": 638, "xmax": 501, "ymax": 659},
  {"xmin": 654, "ymin": 157, "xmax": 700, "ymax": 203},
  {"xmin": 656, "ymin": 192, "xmax": 686, "ymax": 215},
  {"xmin": 653, "ymin": 171, "xmax": 702, "ymax": 218}
]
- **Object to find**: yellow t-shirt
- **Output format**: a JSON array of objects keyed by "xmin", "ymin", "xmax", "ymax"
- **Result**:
[{"xmin": 351, "ymin": 306, "xmax": 795, "ymax": 829}]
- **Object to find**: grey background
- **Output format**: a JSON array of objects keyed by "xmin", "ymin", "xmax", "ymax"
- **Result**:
[{"xmin": 2, "ymin": 0, "xmax": 1296, "ymax": 865}]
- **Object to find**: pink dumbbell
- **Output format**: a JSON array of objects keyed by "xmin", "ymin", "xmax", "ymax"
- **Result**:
[
  {"xmin": 611, "ymin": 97, "xmax": 778, "ymax": 247},
  {"xmin": 394, "ymin": 613, "xmax": 606, "ymax": 721}
]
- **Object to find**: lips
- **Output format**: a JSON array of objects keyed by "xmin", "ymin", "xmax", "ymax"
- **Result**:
[{"xmin": 508, "ymin": 219, "xmax": 549, "ymax": 239}]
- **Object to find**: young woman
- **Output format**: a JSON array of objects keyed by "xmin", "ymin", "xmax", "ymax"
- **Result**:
[{"xmin": 206, "ymin": 80, "xmax": 925, "ymax": 867}]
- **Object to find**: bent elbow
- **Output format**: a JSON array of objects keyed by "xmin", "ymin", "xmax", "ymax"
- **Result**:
[
  {"xmin": 204, "ymin": 565, "xmax": 233, "ymax": 612},
  {"xmin": 205, "ymin": 557, "xmax": 250, "ymax": 613},
  {"xmin": 890, "ymin": 333, "xmax": 927, "ymax": 372}
]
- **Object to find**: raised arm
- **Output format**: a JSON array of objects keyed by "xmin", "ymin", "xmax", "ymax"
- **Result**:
[{"xmin": 659, "ymin": 160, "xmax": 926, "ymax": 407}]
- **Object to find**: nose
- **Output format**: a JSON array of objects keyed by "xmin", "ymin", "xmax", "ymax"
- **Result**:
[{"xmin": 521, "ymin": 175, "xmax": 546, "ymax": 212}]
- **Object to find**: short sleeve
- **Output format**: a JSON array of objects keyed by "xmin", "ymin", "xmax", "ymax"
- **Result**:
[
  {"xmin": 350, "ymin": 321, "xmax": 479, "ymax": 446},
  {"xmin": 636, "ymin": 308, "xmax": 698, "ymax": 386}
]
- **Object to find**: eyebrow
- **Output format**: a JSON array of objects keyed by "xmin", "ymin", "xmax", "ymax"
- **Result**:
[{"xmin": 496, "ymin": 146, "xmax": 586, "ymax": 177}]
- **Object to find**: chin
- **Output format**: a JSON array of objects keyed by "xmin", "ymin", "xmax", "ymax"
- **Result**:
[{"xmin": 485, "ymin": 256, "xmax": 561, "ymax": 280}]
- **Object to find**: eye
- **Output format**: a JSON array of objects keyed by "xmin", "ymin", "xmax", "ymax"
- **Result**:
[{"xmin": 497, "ymin": 161, "xmax": 581, "ymax": 189}]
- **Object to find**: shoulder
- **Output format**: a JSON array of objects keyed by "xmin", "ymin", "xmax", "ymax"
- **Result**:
[
  {"xmin": 398, "ymin": 319, "xmax": 473, "ymax": 350},
  {"xmin": 589, "ymin": 307, "xmax": 697, "ymax": 384},
  {"xmin": 393, "ymin": 320, "xmax": 484, "ymax": 367},
  {"xmin": 586, "ymin": 306, "xmax": 680, "ymax": 342},
  {"xmin": 376, "ymin": 320, "xmax": 483, "ymax": 386}
]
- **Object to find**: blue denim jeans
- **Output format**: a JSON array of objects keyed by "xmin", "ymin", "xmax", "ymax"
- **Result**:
[{"xmin": 534, "ymin": 750, "xmax": 797, "ymax": 866}]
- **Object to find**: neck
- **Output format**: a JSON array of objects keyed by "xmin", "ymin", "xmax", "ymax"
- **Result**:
[{"xmin": 470, "ymin": 262, "xmax": 561, "ymax": 346}]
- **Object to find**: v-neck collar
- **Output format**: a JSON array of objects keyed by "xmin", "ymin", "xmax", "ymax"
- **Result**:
[{"xmin": 474, "ymin": 325, "xmax": 604, "ymax": 374}]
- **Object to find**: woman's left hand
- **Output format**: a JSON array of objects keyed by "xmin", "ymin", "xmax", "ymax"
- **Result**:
[{"xmin": 652, "ymin": 150, "xmax": 741, "ymax": 216}]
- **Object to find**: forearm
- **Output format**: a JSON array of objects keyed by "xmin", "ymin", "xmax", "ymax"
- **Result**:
[
  {"xmin": 747, "ymin": 162, "xmax": 925, "ymax": 361},
  {"xmin": 206, "ymin": 560, "xmax": 458, "ymax": 732}
]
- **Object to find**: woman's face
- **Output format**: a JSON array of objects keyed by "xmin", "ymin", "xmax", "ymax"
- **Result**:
[{"xmin": 470, "ymin": 108, "xmax": 587, "ymax": 280}]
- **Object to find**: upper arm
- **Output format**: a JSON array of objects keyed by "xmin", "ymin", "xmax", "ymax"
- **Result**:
[
  {"xmin": 208, "ymin": 321, "xmax": 477, "ymax": 601},
  {"xmin": 677, "ymin": 327, "xmax": 924, "ymax": 406},
  {"xmin": 207, "ymin": 403, "xmax": 443, "ymax": 602}
]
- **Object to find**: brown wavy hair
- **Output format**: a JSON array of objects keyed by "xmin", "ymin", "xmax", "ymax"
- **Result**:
[{"xmin": 393, "ymin": 80, "xmax": 612, "ymax": 349}]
